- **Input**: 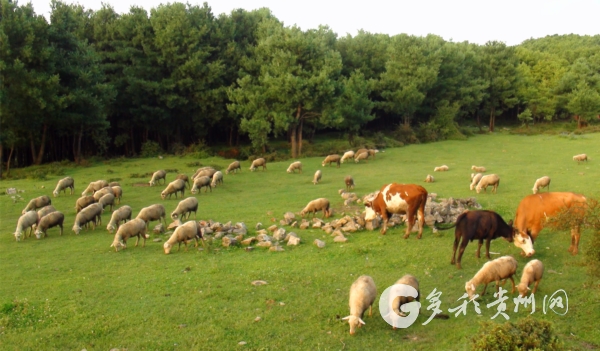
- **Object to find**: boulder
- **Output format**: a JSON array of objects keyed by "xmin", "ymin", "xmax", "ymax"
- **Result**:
[
  {"xmin": 287, "ymin": 236, "xmax": 301, "ymax": 246},
  {"xmin": 256, "ymin": 241, "xmax": 272, "ymax": 248},
  {"xmin": 313, "ymin": 239, "xmax": 326, "ymax": 248},
  {"xmin": 241, "ymin": 237, "xmax": 257, "ymax": 246},
  {"xmin": 153, "ymin": 223, "xmax": 165, "ymax": 234},
  {"xmin": 284, "ymin": 212, "xmax": 295, "ymax": 221},
  {"xmin": 273, "ymin": 228, "xmax": 286, "ymax": 241},
  {"xmin": 269, "ymin": 245, "xmax": 284, "ymax": 252},
  {"xmin": 222, "ymin": 236, "xmax": 238, "ymax": 247},
  {"xmin": 334, "ymin": 235, "xmax": 348, "ymax": 243},
  {"xmin": 267, "ymin": 225, "xmax": 278, "ymax": 232}
]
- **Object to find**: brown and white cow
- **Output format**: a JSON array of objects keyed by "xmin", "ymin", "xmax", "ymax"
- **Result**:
[
  {"xmin": 364, "ymin": 183, "xmax": 428, "ymax": 238},
  {"xmin": 514, "ymin": 192, "xmax": 587, "ymax": 255}
]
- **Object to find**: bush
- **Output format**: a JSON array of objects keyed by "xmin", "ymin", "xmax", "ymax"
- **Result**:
[
  {"xmin": 393, "ymin": 124, "xmax": 419, "ymax": 145},
  {"xmin": 140, "ymin": 141, "xmax": 163, "ymax": 158},
  {"xmin": 471, "ymin": 316, "xmax": 562, "ymax": 350}
]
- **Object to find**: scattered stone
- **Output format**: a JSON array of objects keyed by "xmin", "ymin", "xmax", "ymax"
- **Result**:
[
  {"xmin": 254, "ymin": 316, "xmax": 261, "ymax": 322},
  {"xmin": 284, "ymin": 212, "xmax": 295, "ymax": 221},
  {"xmin": 222, "ymin": 236, "xmax": 238, "ymax": 247},
  {"xmin": 267, "ymin": 225, "xmax": 278, "ymax": 232},
  {"xmin": 365, "ymin": 218, "xmax": 380, "ymax": 231},
  {"xmin": 269, "ymin": 245, "xmax": 284, "ymax": 252},
  {"xmin": 257, "ymin": 234, "xmax": 272, "ymax": 242},
  {"xmin": 213, "ymin": 232, "xmax": 224, "ymax": 240},
  {"xmin": 153, "ymin": 238, "xmax": 162, "ymax": 242},
  {"xmin": 256, "ymin": 241, "xmax": 272, "ymax": 248},
  {"xmin": 244, "ymin": 247, "xmax": 254, "ymax": 252},
  {"xmin": 201, "ymin": 227, "xmax": 213, "ymax": 236},
  {"xmin": 255, "ymin": 222, "xmax": 262, "ymax": 230},
  {"xmin": 256, "ymin": 229, "xmax": 268, "ymax": 235},
  {"xmin": 290, "ymin": 221, "xmax": 298, "ymax": 228},
  {"xmin": 239, "ymin": 341, "xmax": 247, "ymax": 346},
  {"xmin": 287, "ymin": 236, "xmax": 301, "ymax": 246},
  {"xmin": 232, "ymin": 223, "xmax": 247, "ymax": 235},
  {"xmin": 331, "ymin": 229, "xmax": 344, "ymax": 237},
  {"xmin": 299, "ymin": 221, "xmax": 310, "ymax": 229},
  {"xmin": 241, "ymin": 237, "xmax": 256, "ymax": 246},
  {"xmin": 313, "ymin": 239, "xmax": 326, "ymax": 248},
  {"xmin": 167, "ymin": 220, "xmax": 182, "ymax": 231},
  {"xmin": 279, "ymin": 220, "xmax": 288, "ymax": 226},
  {"xmin": 153, "ymin": 223, "xmax": 165, "ymax": 234},
  {"xmin": 279, "ymin": 302, "xmax": 285, "ymax": 306},
  {"xmin": 334, "ymin": 235, "xmax": 348, "ymax": 243},
  {"xmin": 273, "ymin": 228, "xmax": 286, "ymax": 241},
  {"xmin": 251, "ymin": 280, "xmax": 268, "ymax": 286}
]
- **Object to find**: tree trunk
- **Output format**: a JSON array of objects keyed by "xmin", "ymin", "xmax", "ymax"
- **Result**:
[
  {"xmin": 34, "ymin": 124, "xmax": 48, "ymax": 165},
  {"xmin": 229, "ymin": 125, "xmax": 234, "ymax": 147},
  {"xmin": 6, "ymin": 144, "xmax": 15, "ymax": 177},
  {"xmin": 0, "ymin": 143, "xmax": 3, "ymax": 179},
  {"xmin": 298, "ymin": 118, "xmax": 303, "ymax": 157},
  {"xmin": 290, "ymin": 125, "xmax": 297, "ymax": 159},
  {"xmin": 489, "ymin": 107, "xmax": 495, "ymax": 132},
  {"xmin": 75, "ymin": 124, "xmax": 83, "ymax": 163},
  {"xmin": 29, "ymin": 131, "xmax": 36, "ymax": 164}
]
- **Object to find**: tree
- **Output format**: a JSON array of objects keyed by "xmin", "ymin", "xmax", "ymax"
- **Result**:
[
  {"xmin": 334, "ymin": 70, "xmax": 374, "ymax": 144},
  {"xmin": 567, "ymin": 82, "xmax": 600, "ymax": 128}
]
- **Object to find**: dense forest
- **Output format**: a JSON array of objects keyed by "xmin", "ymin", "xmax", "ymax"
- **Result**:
[{"xmin": 2, "ymin": 0, "xmax": 600, "ymax": 174}]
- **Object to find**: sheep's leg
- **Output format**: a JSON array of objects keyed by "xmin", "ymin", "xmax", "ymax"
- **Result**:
[
  {"xmin": 532, "ymin": 280, "xmax": 540, "ymax": 294},
  {"xmin": 369, "ymin": 305, "xmax": 372, "ymax": 317},
  {"xmin": 135, "ymin": 235, "xmax": 140, "ymax": 247},
  {"xmin": 508, "ymin": 276, "xmax": 515, "ymax": 293},
  {"xmin": 142, "ymin": 234, "xmax": 146, "ymax": 248},
  {"xmin": 569, "ymin": 227, "xmax": 580, "ymax": 255},
  {"xmin": 481, "ymin": 283, "xmax": 488, "ymax": 296}
]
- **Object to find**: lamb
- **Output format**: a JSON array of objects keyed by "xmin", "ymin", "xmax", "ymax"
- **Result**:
[
  {"xmin": 111, "ymin": 186, "xmax": 122, "ymax": 204},
  {"xmin": 149, "ymin": 170, "xmax": 167, "ymax": 186},
  {"xmin": 161, "ymin": 179, "xmax": 186, "ymax": 200},
  {"xmin": 34, "ymin": 211, "xmax": 65, "ymax": 239},
  {"xmin": 249, "ymin": 158, "xmax": 267, "ymax": 171},
  {"xmin": 573, "ymin": 153, "xmax": 588, "ymax": 163},
  {"xmin": 108, "ymin": 181, "xmax": 120, "ymax": 187},
  {"xmin": 322, "ymin": 154, "xmax": 341, "ymax": 167},
  {"xmin": 424, "ymin": 175, "xmax": 434, "ymax": 183},
  {"xmin": 312, "ymin": 170, "xmax": 322, "ymax": 185},
  {"xmin": 287, "ymin": 161, "xmax": 303, "ymax": 173},
  {"xmin": 53, "ymin": 176, "xmax": 75, "ymax": 197},
  {"xmin": 110, "ymin": 218, "xmax": 148, "ymax": 252},
  {"xmin": 469, "ymin": 173, "xmax": 484, "ymax": 191},
  {"xmin": 354, "ymin": 152, "xmax": 369, "ymax": 163},
  {"xmin": 14, "ymin": 211, "xmax": 39, "ymax": 241},
  {"xmin": 355, "ymin": 148, "xmax": 368, "ymax": 157},
  {"xmin": 37, "ymin": 205, "xmax": 57, "ymax": 219},
  {"xmin": 192, "ymin": 167, "xmax": 216, "ymax": 180},
  {"xmin": 81, "ymin": 180, "xmax": 109, "ymax": 195},
  {"xmin": 340, "ymin": 151, "xmax": 355, "ymax": 163},
  {"xmin": 226, "ymin": 161, "xmax": 241, "ymax": 174},
  {"xmin": 465, "ymin": 256, "xmax": 518, "ymax": 299},
  {"xmin": 434, "ymin": 165, "xmax": 449, "ymax": 172},
  {"xmin": 163, "ymin": 220, "xmax": 203, "ymax": 254},
  {"xmin": 92, "ymin": 186, "xmax": 114, "ymax": 201},
  {"xmin": 342, "ymin": 275, "xmax": 377, "ymax": 335},
  {"xmin": 300, "ymin": 198, "xmax": 330, "ymax": 218},
  {"xmin": 368, "ymin": 149, "xmax": 379, "ymax": 159},
  {"xmin": 476, "ymin": 174, "xmax": 500, "ymax": 194},
  {"xmin": 392, "ymin": 274, "xmax": 420, "ymax": 320},
  {"xmin": 136, "ymin": 204, "xmax": 167, "ymax": 228},
  {"xmin": 471, "ymin": 165, "xmax": 486, "ymax": 173},
  {"xmin": 211, "ymin": 171, "xmax": 224, "ymax": 188},
  {"xmin": 171, "ymin": 197, "xmax": 199, "ymax": 221},
  {"xmin": 72, "ymin": 203, "xmax": 103, "ymax": 234},
  {"xmin": 106, "ymin": 205, "xmax": 132, "ymax": 233},
  {"xmin": 22, "ymin": 195, "xmax": 52, "ymax": 214},
  {"xmin": 98, "ymin": 193, "xmax": 115, "ymax": 212},
  {"xmin": 191, "ymin": 176, "xmax": 212, "ymax": 194},
  {"xmin": 532, "ymin": 176, "xmax": 551, "ymax": 194},
  {"xmin": 75, "ymin": 196, "xmax": 96, "ymax": 213},
  {"xmin": 175, "ymin": 174, "xmax": 190, "ymax": 188},
  {"xmin": 345, "ymin": 175, "xmax": 354, "ymax": 190},
  {"xmin": 517, "ymin": 259, "xmax": 544, "ymax": 297}
]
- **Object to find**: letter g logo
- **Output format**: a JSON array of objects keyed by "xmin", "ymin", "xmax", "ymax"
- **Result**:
[{"xmin": 379, "ymin": 284, "xmax": 421, "ymax": 328}]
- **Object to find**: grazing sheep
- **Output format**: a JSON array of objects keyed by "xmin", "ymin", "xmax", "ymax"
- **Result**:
[
  {"xmin": 171, "ymin": 197, "xmax": 199, "ymax": 220},
  {"xmin": 81, "ymin": 180, "xmax": 109, "ymax": 196},
  {"xmin": 340, "ymin": 151, "xmax": 355, "ymax": 163},
  {"xmin": 106, "ymin": 205, "xmax": 133, "ymax": 233},
  {"xmin": 191, "ymin": 176, "xmax": 212, "ymax": 194},
  {"xmin": 35, "ymin": 211, "xmax": 64, "ymax": 239},
  {"xmin": 98, "ymin": 193, "xmax": 115, "ymax": 212},
  {"xmin": 192, "ymin": 167, "xmax": 216, "ymax": 180},
  {"xmin": 322, "ymin": 154, "xmax": 341, "ymax": 167},
  {"xmin": 226, "ymin": 161, "xmax": 241, "ymax": 175},
  {"xmin": 53, "ymin": 176, "xmax": 75, "ymax": 197},
  {"xmin": 573, "ymin": 153, "xmax": 588, "ymax": 163},
  {"xmin": 312, "ymin": 170, "xmax": 322, "ymax": 185},
  {"xmin": 355, "ymin": 148, "xmax": 368, "ymax": 157},
  {"xmin": 465, "ymin": 256, "xmax": 518, "ymax": 299},
  {"xmin": 108, "ymin": 181, "xmax": 120, "ymax": 187},
  {"xmin": 354, "ymin": 152, "xmax": 369, "ymax": 163},
  {"xmin": 424, "ymin": 175, "xmax": 434, "ymax": 183},
  {"xmin": 111, "ymin": 186, "xmax": 123, "ymax": 204},
  {"xmin": 75, "ymin": 196, "xmax": 96, "ymax": 213},
  {"xmin": 476, "ymin": 174, "xmax": 500, "ymax": 194},
  {"xmin": 22, "ymin": 195, "xmax": 52, "ymax": 214},
  {"xmin": 14, "ymin": 211, "xmax": 39, "ymax": 241},
  {"xmin": 368, "ymin": 149, "xmax": 379, "ymax": 159},
  {"xmin": 287, "ymin": 161, "xmax": 303, "ymax": 173},
  {"xmin": 37, "ymin": 205, "xmax": 57, "ymax": 219},
  {"xmin": 149, "ymin": 170, "xmax": 167, "ymax": 186},
  {"xmin": 110, "ymin": 218, "xmax": 148, "ymax": 252},
  {"xmin": 175, "ymin": 174, "xmax": 190, "ymax": 188},
  {"xmin": 434, "ymin": 165, "xmax": 449, "ymax": 172},
  {"xmin": 300, "ymin": 198, "xmax": 330, "ymax": 219},
  {"xmin": 392, "ymin": 275, "xmax": 420, "ymax": 320},
  {"xmin": 517, "ymin": 259, "xmax": 544, "ymax": 297},
  {"xmin": 532, "ymin": 176, "xmax": 551, "ymax": 194},
  {"xmin": 163, "ymin": 220, "xmax": 203, "ymax": 254},
  {"xmin": 249, "ymin": 158, "xmax": 267, "ymax": 171},
  {"xmin": 73, "ymin": 203, "xmax": 103, "ymax": 234},
  {"xmin": 211, "ymin": 171, "xmax": 224, "ymax": 188},
  {"xmin": 471, "ymin": 165, "xmax": 486, "ymax": 173},
  {"xmin": 136, "ymin": 204, "xmax": 167, "ymax": 229},
  {"xmin": 92, "ymin": 186, "xmax": 114, "ymax": 201},
  {"xmin": 470, "ymin": 173, "xmax": 484, "ymax": 191},
  {"xmin": 345, "ymin": 175, "xmax": 355, "ymax": 190},
  {"xmin": 342, "ymin": 275, "xmax": 377, "ymax": 335},
  {"xmin": 161, "ymin": 179, "xmax": 186, "ymax": 200}
]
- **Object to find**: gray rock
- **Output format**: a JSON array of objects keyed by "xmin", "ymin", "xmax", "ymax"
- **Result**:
[{"xmin": 313, "ymin": 239, "xmax": 326, "ymax": 248}]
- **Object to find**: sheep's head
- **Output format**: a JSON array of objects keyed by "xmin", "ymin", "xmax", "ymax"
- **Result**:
[
  {"xmin": 52, "ymin": 190, "xmax": 59, "ymax": 197},
  {"xmin": 160, "ymin": 192, "xmax": 167, "ymax": 200},
  {"xmin": 111, "ymin": 240, "xmax": 125, "ymax": 252},
  {"xmin": 249, "ymin": 166, "xmax": 256, "ymax": 172},
  {"xmin": 532, "ymin": 187, "xmax": 538, "ymax": 194},
  {"xmin": 163, "ymin": 242, "xmax": 172, "ymax": 254},
  {"xmin": 106, "ymin": 223, "xmax": 116, "ymax": 233},
  {"xmin": 171, "ymin": 213, "xmax": 179, "ymax": 220},
  {"xmin": 465, "ymin": 281, "xmax": 477, "ymax": 300},
  {"xmin": 72, "ymin": 225, "xmax": 82, "ymax": 235},
  {"xmin": 321, "ymin": 161, "xmax": 326, "ymax": 167},
  {"xmin": 341, "ymin": 315, "xmax": 365, "ymax": 335},
  {"xmin": 14, "ymin": 231, "xmax": 23, "ymax": 242},
  {"xmin": 35, "ymin": 229, "xmax": 43, "ymax": 239},
  {"xmin": 149, "ymin": 180, "xmax": 155, "ymax": 186}
]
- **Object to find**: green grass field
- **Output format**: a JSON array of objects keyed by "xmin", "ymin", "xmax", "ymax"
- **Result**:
[{"xmin": 1, "ymin": 132, "xmax": 599, "ymax": 350}]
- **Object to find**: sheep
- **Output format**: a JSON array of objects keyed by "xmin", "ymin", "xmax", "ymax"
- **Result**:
[
  {"xmin": 110, "ymin": 218, "xmax": 148, "ymax": 252},
  {"xmin": 465, "ymin": 256, "xmax": 518, "ymax": 300},
  {"xmin": 98, "ymin": 193, "xmax": 115, "ymax": 212},
  {"xmin": 161, "ymin": 179, "xmax": 186, "ymax": 200},
  {"xmin": 191, "ymin": 176, "xmax": 212, "ymax": 194},
  {"xmin": 75, "ymin": 196, "xmax": 96, "ymax": 213},
  {"xmin": 287, "ymin": 161, "xmax": 303, "ymax": 173},
  {"xmin": 470, "ymin": 173, "xmax": 483, "ymax": 191},
  {"xmin": 149, "ymin": 170, "xmax": 167, "ymax": 186},
  {"xmin": 211, "ymin": 171, "xmax": 224, "ymax": 188},
  {"xmin": 434, "ymin": 165, "xmax": 449, "ymax": 172},
  {"xmin": 354, "ymin": 152, "xmax": 369, "ymax": 163},
  {"xmin": 471, "ymin": 165, "xmax": 486, "ymax": 173},
  {"xmin": 175, "ymin": 174, "xmax": 190, "ymax": 188},
  {"xmin": 342, "ymin": 275, "xmax": 377, "ymax": 335},
  {"xmin": 424, "ymin": 175, "xmax": 434, "ymax": 183},
  {"xmin": 476, "ymin": 174, "xmax": 500, "ymax": 194},
  {"xmin": 226, "ymin": 161, "xmax": 241, "ymax": 175},
  {"xmin": 81, "ymin": 180, "xmax": 109, "ymax": 196},
  {"xmin": 300, "ymin": 198, "xmax": 330, "ymax": 219},
  {"xmin": 37, "ymin": 205, "xmax": 57, "ymax": 219},
  {"xmin": 532, "ymin": 176, "xmax": 551, "ymax": 194},
  {"xmin": 136, "ymin": 204, "xmax": 167, "ymax": 229},
  {"xmin": 322, "ymin": 154, "xmax": 341, "ymax": 167},
  {"xmin": 108, "ymin": 181, "xmax": 120, "ymax": 187},
  {"xmin": 517, "ymin": 259, "xmax": 544, "ymax": 297},
  {"xmin": 14, "ymin": 211, "xmax": 39, "ymax": 241},
  {"xmin": 192, "ymin": 167, "xmax": 216, "ymax": 180},
  {"xmin": 340, "ymin": 151, "xmax": 355, "ymax": 163},
  {"xmin": 111, "ymin": 186, "xmax": 122, "ymax": 204},
  {"xmin": 92, "ymin": 186, "xmax": 114, "ymax": 201},
  {"xmin": 392, "ymin": 274, "xmax": 420, "ymax": 320},
  {"xmin": 368, "ymin": 149, "xmax": 379, "ymax": 159},
  {"xmin": 72, "ymin": 203, "xmax": 103, "ymax": 235},
  {"xmin": 171, "ymin": 197, "xmax": 199, "ymax": 221},
  {"xmin": 355, "ymin": 148, "xmax": 368, "ymax": 157},
  {"xmin": 22, "ymin": 195, "xmax": 52, "ymax": 214},
  {"xmin": 573, "ymin": 153, "xmax": 588, "ymax": 163},
  {"xmin": 345, "ymin": 175, "xmax": 354, "ymax": 190},
  {"xmin": 312, "ymin": 170, "xmax": 322, "ymax": 185},
  {"xmin": 106, "ymin": 205, "xmax": 133, "ymax": 233},
  {"xmin": 35, "ymin": 211, "xmax": 64, "ymax": 239},
  {"xmin": 53, "ymin": 176, "xmax": 75, "ymax": 197},
  {"xmin": 163, "ymin": 220, "xmax": 203, "ymax": 254},
  {"xmin": 249, "ymin": 158, "xmax": 267, "ymax": 171}
]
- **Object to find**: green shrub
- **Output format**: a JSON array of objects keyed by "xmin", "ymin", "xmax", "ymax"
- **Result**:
[
  {"xmin": 393, "ymin": 124, "xmax": 419, "ymax": 145},
  {"xmin": 140, "ymin": 141, "xmax": 163, "ymax": 158},
  {"xmin": 471, "ymin": 316, "xmax": 562, "ymax": 351}
]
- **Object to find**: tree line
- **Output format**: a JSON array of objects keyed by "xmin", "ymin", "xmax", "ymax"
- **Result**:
[{"xmin": 2, "ymin": 0, "xmax": 600, "ymax": 173}]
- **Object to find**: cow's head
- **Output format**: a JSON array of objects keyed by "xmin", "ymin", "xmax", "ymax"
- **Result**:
[
  {"xmin": 513, "ymin": 230, "xmax": 535, "ymax": 257},
  {"xmin": 364, "ymin": 201, "xmax": 377, "ymax": 221}
]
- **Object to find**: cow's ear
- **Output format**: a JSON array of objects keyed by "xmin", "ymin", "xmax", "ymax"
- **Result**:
[{"xmin": 526, "ymin": 230, "xmax": 534, "ymax": 244}]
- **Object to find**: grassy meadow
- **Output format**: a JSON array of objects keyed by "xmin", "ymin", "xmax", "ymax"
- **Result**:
[{"xmin": 1, "ymin": 132, "xmax": 599, "ymax": 350}]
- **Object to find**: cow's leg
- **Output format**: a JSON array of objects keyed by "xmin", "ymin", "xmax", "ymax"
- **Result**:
[
  {"xmin": 451, "ymin": 235, "xmax": 460, "ymax": 265},
  {"xmin": 416, "ymin": 207, "xmax": 425, "ymax": 239},
  {"xmin": 569, "ymin": 227, "xmax": 580, "ymax": 255},
  {"xmin": 485, "ymin": 239, "xmax": 492, "ymax": 259},
  {"xmin": 380, "ymin": 212, "xmax": 389, "ymax": 235},
  {"xmin": 457, "ymin": 240, "xmax": 468, "ymax": 270},
  {"xmin": 476, "ymin": 239, "xmax": 483, "ymax": 258},
  {"xmin": 403, "ymin": 212, "xmax": 415, "ymax": 239}
]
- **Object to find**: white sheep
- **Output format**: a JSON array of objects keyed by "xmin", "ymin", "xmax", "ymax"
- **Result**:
[
  {"xmin": 434, "ymin": 165, "xmax": 449, "ymax": 172},
  {"xmin": 470, "ymin": 173, "xmax": 483, "ymax": 191},
  {"xmin": 111, "ymin": 186, "xmax": 122, "ymax": 204},
  {"xmin": 573, "ymin": 153, "xmax": 588, "ymax": 163},
  {"xmin": 81, "ymin": 180, "xmax": 108, "ymax": 196},
  {"xmin": 35, "ymin": 211, "xmax": 64, "ymax": 239},
  {"xmin": 322, "ymin": 154, "xmax": 341, "ymax": 167},
  {"xmin": 532, "ymin": 176, "xmax": 551, "ymax": 194},
  {"xmin": 22, "ymin": 195, "xmax": 52, "ymax": 214},
  {"xmin": 211, "ymin": 171, "xmax": 223, "ymax": 188},
  {"xmin": 75, "ymin": 196, "xmax": 96, "ymax": 213},
  {"xmin": 149, "ymin": 170, "xmax": 167, "ymax": 186},
  {"xmin": 354, "ymin": 152, "xmax": 369, "ymax": 163},
  {"xmin": 287, "ymin": 161, "xmax": 302, "ymax": 173},
  {"xmin": 163, "ymin": 220, "xmax": 203, "ymax": 254},
  {"xmin": 368, "ymin": 149, "xmax": 379, "ymax": 159},
  {"xmin": 53, "ymin": 176, "xmax": 74, "ymax": 197},
  {"xmin": 161, "ymin": 179, "xmax": 186, "ymax": 200},
  {"xmin": 226, "ymin": 161, "xmax": 241, "ymax": 175},
  {"xmin": 98, "ymin": 193, "xmax": 115, "ymax": 212},
  {"xmin": 471, "ymin": 165, "xmax": 486, "ymax": 173},
  {"xmin": 517, "ymin": 259, "xmax": 544, "ymax": 297},
  {"xmin": 171, "ymin": 197, "xmax": 199, "ymax": 220},
  {"xmin": 340, "ymin": 151, "xmax": 355, "ymax": 163},
  {"xmin": 106, "ymin": 205, "xmax": 132, "ymax": 233},
  {"xmin": 392, "ymin": 274, "xmax": 420, "ymax": 321},
  {"xmin": 424, "ymin": 175, "xmax": 434, "ymax": 183},
  {"xmin": 192, "ymin": 167, "xmax": 216, "ymax": 180},
  {"xmin": 92, "ymin": 186, "xmax": 114, "ymax": 201},
  {"xmin": 73, "ymin": 203, "xmax": 103, "ymax": 235},
  {"xmin": 175, "ymin": 174, "xmax": 190, "ymax": 188},
  {"xmin": 345, "ymin": 175, "xmax": 355, "ymax": 190},
  {"xmin": 312, "ymin": 170, "xmax": 322, "ymax": 185},
  {"xmin": 342, "ymin": 275, "xmax": 377, "ymax": 335},
  {"xmin": 110, "ymin": 218, "xmax": 148, "ymax": 252},
  {"xmin": 476, "ymin": 174, "xmax": 500, "ymax": 194},
  {"xmin": 300, "ymin": 198, "xmax": 330, "ymax": 218},
  {"xmin": 108, "ymin": 181, "xmax": 120, "ymax": 187},
  {"xmin": 465, "ymin": 256, "xmax": 518, "ymax": 299},
  {"xmin": 136, "ymin": 204, "xmax": 167, "ymax": 228},
  {"xmin": 249, "ymin": 158, "xmax": 267, "ymax": 171},
  {"xmin": 37, "ymin": 205, "xmax": 57, "ymax": 219},
  {"xmin": 14, "ymin": 211, "xmax": 39, "ymax": 241},
  {"xmin": 191, "ymin": 176, "xmax": 212, "ymax": 194}
]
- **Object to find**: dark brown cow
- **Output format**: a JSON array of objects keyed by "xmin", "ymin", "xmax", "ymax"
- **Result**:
[{"xmin": 364, "ymin": 183, "xmax": 427, "ymax": 238}]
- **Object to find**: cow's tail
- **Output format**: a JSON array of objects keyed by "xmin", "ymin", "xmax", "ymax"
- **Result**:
[{"xmin": 433, "ymin": 222, "xmax": 457, "ymax": 231}]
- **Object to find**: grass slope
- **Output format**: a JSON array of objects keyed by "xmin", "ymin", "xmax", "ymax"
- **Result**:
[{"xmin": 1, "ymin": 132, "xmax": 599, "ymax": 350}]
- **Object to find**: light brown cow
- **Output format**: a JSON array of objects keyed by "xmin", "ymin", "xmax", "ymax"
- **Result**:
[{"xmin": 364, "ymin": 183, "xmax": 428, "ymax": 238}]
